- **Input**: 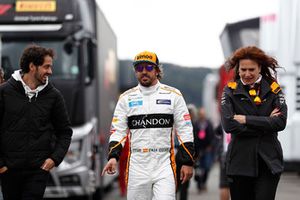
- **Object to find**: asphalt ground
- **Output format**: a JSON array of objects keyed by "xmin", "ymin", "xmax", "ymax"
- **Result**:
[{"xmin": 103, "ymin": 162, "xmax": 300, "ymax": 200}]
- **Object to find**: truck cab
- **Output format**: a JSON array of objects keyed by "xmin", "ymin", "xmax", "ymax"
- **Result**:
[{"xmin": 0, "ymin": 0, "xmax": 119, "ymax": 198}]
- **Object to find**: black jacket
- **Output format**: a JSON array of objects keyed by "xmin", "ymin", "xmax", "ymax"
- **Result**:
[
  {"xmin": 0, "ymin": 78, "xmax": 73, "ymax": 169},
  {"xmin": 221, "ymin": 79, "xmax": 287, "ymax": 176},
  {"xmin": 194, "ymin": 119, "xmax": 215, "ymax": 153}
]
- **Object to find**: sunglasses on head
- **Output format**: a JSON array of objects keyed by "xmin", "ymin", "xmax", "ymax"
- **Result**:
[{"xmin": 134, "ymin": 64, "xmax": 156, "ymax": 72}]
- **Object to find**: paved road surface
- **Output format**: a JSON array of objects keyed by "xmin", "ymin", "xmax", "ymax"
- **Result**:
[{"xmin": 103, "ymin": 162, "xmax": 300, "ymax": 200}]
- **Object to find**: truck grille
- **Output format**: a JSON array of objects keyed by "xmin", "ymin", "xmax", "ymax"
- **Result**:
[{"xmin": 46, "ymin": 174, "xmax": 55, "ymax": 186}]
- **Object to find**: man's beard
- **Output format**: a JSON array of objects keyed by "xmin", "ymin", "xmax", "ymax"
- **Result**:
[
  {"xmin": 139, "ymin": 75, "xmax": 153, "ymax": 87},
  {"xmin": 140, "ymin": 79, "xmax": 152, "ymax": 87},
  {"xmin": 34, "ymin": 73, "xmax": 47, "ymax": 85}
]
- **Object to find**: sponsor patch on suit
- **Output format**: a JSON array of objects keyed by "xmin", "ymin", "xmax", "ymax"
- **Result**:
[
  {"xmin": 128, "ymin": 96, "xmax": 143, "ymax": 101},
  {"xmin": 128, "ymin": 114, "xmax": 174, "ymax": 129},
  {"xmin": 129, "ymin": 100, "xmax": 143, "ymax": 107},
  {"xmin": 156, "ymin": 99, "xmax": 171, "ymax": 105}
]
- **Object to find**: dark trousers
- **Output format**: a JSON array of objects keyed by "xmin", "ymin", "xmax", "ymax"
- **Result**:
[
  {"xmin": 177, "ymin": 180, "xmax": 190, "ymax": 200},
  {"xmin": 0, "ymin": 168, "xmax": 49, "ymax": 200},
  {"xmin": 176, "ymin": 163, "xmax": 190, "ymax": 200},
  {"xmin": 229, "ymin": 158, "xmax": 280, "ymax": 200},
  {"xmin": 195, "ymin": 151, "xmax": 214, "ymax": 190},
  {"xmin": 219, "ymin": 153, "xmax": 229, "ymax": 188}
]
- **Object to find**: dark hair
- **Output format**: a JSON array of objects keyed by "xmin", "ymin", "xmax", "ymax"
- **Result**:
[
  {"xmin": 225, "ymin": 46, "xmax": 281, "ymax": 83},
  {"xmin": 19, "ymin": 45, "xmax": 54, "ymax": 73},
  {"xmin": 156, "ymin": 64, "xmax": 164, "ymax": 80}
]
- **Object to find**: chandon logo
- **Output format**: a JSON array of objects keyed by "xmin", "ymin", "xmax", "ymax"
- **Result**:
[
  {"xmin": 132, "ymin": 118, "xmax": 171, "ymax": 127},
  {"xmin": 128, "ymin": 114, "xmax": 174, "ymax": 129}
]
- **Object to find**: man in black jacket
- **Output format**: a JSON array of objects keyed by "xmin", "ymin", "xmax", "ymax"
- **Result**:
[{"xmin": 0, "ymin": 45, "xmax": 73, "ymax": 200}]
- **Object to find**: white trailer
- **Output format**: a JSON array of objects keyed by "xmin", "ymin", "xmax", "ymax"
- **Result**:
[{"xmin": 260, "ymin": 0, "xmax": 300, "ymax": 171}]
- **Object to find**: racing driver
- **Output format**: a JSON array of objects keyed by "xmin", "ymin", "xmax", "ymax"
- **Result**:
[{"xmin": 102, "ymin": 51, "xmax": 195, "ymax": 199}]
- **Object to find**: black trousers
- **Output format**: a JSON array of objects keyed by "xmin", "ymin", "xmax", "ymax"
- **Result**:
[
  {"xmin": 177, "ymin": 180, "xmax": 190, "ymax": 200},
  {"xmin": 229, "ymin": 157, "xmax": 280, "ymax": 200},
  {"xmin": 219, "ymin": 153, "xmax": 229, "ymax": 188},
  {"xmin": 176, "ymin": 163, "xmax": 190, "ymax": 200},
  {"xmin": 0, "ymin": 168, "xmax": 49, "ymax": 200}
]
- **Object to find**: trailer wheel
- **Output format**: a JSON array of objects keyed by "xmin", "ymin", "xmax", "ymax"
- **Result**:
[{"xmin": 93, "ymin": 187, "xmax": 103, "ymax": 200}]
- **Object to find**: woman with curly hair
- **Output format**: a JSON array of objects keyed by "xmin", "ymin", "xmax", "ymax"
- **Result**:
[{"xmin": 221, "ymin": 46, "xmax": 287, "ymax": 200}]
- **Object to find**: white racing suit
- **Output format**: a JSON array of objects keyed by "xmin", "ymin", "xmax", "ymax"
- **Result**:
[{"xmin": 108, "ymin": 81, "xmax": 194, "ymax": 200}]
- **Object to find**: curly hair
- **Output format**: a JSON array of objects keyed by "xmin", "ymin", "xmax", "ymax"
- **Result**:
[
  {"xmin": 19, "ymin": 45, "xmax": 54, "ymax": 73},
  {"xmin": 225, "ymin": 46, "xmax": 281, "ymax": 83}
]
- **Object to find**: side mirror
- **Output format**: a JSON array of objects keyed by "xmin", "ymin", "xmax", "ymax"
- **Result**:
[{"xmin": 64, "ymin": 42, "xmax": 73, "ymax": 55}]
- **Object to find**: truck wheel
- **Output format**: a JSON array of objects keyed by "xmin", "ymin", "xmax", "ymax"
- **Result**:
[
  {"xmin": 93, "ymin": 188, "xmax": 103, "ymax": 200},
  {"xmin": 81, "ymin": 195, "xmax": 93, "ymax": 200}
]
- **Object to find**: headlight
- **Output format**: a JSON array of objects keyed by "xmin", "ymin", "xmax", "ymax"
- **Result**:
[{"xmin": 64, "ymin": 139, "xmax": 82, "ymax": 164}]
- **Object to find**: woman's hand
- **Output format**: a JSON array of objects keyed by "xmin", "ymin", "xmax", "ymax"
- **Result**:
[
  {"xmin": 234, "ymin": 115, "xmax": 246, "ymax": 124},
  {"xmin": 41, "ymin": 158, "xmax": 55, "ymax": 171},
  {"xmin": 0, "ymin": 166, "xmax": 8, "ymax": 174},
  {"xmin": 270, "ymin": 107, "xmax": 281, "ymax": 117}
]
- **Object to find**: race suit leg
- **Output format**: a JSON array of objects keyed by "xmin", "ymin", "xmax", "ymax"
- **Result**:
[
  {"xmin": 152, "ymin": 165, "xmax": 176, "ymax": 200},
  {"xmin": 127, "ymin": 162, "xmax": 176, "ymax": 200},
  {"xmin": 127, "ymin": 173, "xmax": 152, "ymax": 200}
]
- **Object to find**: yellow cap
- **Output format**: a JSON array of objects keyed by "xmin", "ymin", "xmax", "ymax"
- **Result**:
[{"xmin": 133, "ymin": 51, "xmax": 159, "ymax": 66}]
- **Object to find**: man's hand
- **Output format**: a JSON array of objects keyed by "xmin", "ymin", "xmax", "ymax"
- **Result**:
[
  {"xmin": 270, "ymin": 107, "xmax": 281, "ymax": 117},
  {"xmin": 0, "ymin": 166, "xmax": 8, "ymax": 174},
  {"xmin": 234, "ymin": 115, "xmax": 246, "ymax": 124},
  {"xmin": 101, "ymin": 158, "xmax": 117, "ymax": 176},
  {"xmin": 180, "ymin": 165, "xmax": 193, "ymax": 184},
  {"xmin": 41, "ymin": 158, "xmax": 55, "ymax": 171}
]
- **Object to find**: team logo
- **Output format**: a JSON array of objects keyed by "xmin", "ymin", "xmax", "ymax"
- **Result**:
[
  {"xmin": 156, "ymin": 99, "xmax": 171, "ymax": 105},
  {"xmin": 279, "ymin": 93, "xmax": 285, "ymax": 105}
]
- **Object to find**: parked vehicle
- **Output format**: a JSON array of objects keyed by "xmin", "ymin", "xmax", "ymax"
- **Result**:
[
  {"xmin": 202, "ymin": 17, "xmax": 260, "ymax": 127},
  {"xmin": 0, "ymin": 0, "xmax": 119, "ymax": 198},
  {"xmin": 260, "ymin": 0, "xmax": 300, "ymax": 171}
]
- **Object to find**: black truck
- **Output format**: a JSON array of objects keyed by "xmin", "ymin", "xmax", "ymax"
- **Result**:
[{"xmin": 0, "ymin": 0, "xmax": 119, "ymax": 199}]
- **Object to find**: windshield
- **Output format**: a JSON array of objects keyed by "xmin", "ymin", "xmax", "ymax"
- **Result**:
[{"xmin": 0, "ymin": 39, "xmax": 79, "ymax": 80}]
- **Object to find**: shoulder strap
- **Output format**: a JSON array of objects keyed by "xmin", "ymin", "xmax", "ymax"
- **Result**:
[
  {"xmin": 270, "ymin": 81, "xmax": 281, "ymax": 94},
  {"xmin": 227, "ymin": 81, "xmax": 237, "ymax": 90}
]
